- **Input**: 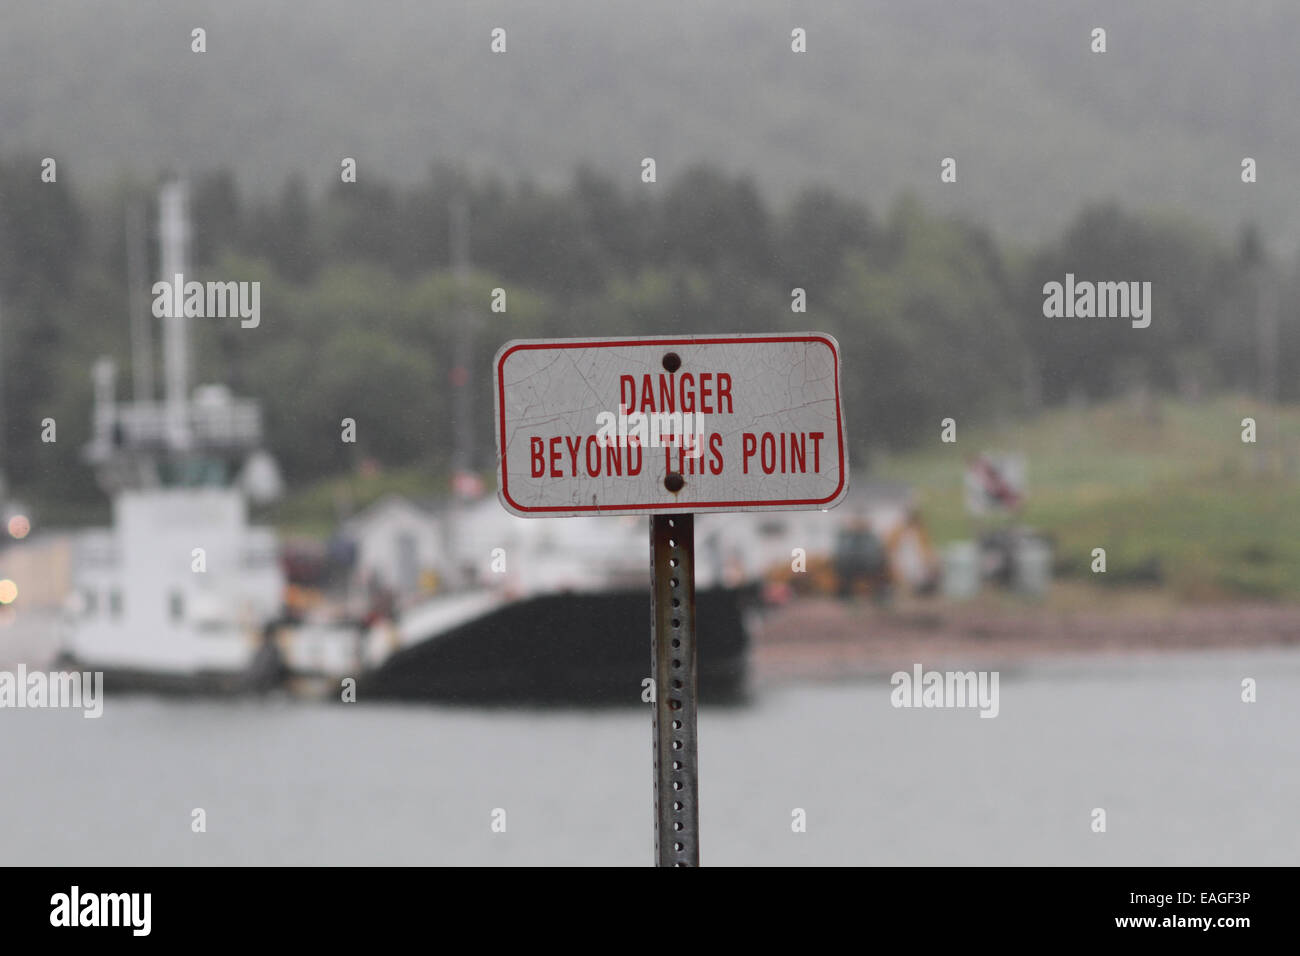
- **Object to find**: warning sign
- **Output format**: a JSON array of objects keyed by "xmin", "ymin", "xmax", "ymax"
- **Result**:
[{"xmin": 493, "ymin": 333, "xmax": 849, "ymax": 516}]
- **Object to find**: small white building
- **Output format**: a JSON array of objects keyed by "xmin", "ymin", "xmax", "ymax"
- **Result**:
[
  {"xmin": 341, "ymin": 495, "xmax": 451, "ymax": 602},
  {"xmin": 442, "ymin": 495, "xmax": 646, "ymax": 596}
]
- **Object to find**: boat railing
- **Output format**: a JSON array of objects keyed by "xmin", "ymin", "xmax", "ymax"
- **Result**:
[{"xmin": 91, "ymin": 399, "xmax": 263, "ymax": 453}]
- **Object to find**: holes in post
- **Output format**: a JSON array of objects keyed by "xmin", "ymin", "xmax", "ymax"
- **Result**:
[{"xmin": 656, "ymin": 515, "xmax": 695, "ymax": 865}]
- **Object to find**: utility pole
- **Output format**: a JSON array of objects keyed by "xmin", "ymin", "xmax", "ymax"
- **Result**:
[
  {"xmin": 451, "ymin": 196, "xmax": 475, "ymax": 486},
  {"xmin": 446, "ymin": 196, "xmax": 476, "ymax": 588}
]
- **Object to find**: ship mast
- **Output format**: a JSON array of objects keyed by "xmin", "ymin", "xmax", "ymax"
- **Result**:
[
  {"xmin": 159, "ymin": 180, "xmax": 192, "ymax": 452},
  {"xmin": 87, "ymin": 179, "xmax": 267, "ymax": 494}
]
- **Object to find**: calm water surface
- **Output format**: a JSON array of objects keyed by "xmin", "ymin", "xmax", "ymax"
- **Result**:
[{"xmin": 2, "ymin": 648, "xmax": 1296, "ymax": 865}]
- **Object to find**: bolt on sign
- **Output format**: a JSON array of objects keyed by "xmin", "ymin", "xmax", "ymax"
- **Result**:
[{"xmin": 493, "ymin": 333, "xmax": 849, "ymax": 516}]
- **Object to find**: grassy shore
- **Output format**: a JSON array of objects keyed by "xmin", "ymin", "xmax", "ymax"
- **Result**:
[{"xmin": 874, "ymin": 394, "xmax": 1300, "ymax": 602}]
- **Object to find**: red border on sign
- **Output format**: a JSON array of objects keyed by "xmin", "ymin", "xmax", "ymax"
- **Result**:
[{"xmin": 497, "ymin": 335, "xmax": 846, "ymax": 513}]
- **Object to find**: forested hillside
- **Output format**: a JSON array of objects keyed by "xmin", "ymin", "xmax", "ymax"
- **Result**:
[{"xmin": 0, "ymin": 157, "xmax": 1289, "ymax": 517}]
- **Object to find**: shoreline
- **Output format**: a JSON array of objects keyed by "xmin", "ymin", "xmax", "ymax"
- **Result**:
[{"xmin": 749, "ymin": 592, "xmax": 1300, "ymax": 684}]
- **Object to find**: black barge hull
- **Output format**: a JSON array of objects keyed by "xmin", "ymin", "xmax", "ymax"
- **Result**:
[{"xmin": 356, "ymin": 586, "xmax": 754, "ymax": 706}]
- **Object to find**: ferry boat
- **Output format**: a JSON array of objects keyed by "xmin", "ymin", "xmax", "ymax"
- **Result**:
[
  {"xmin": 58, "ymin": 181, "xmax": 289, "ymax": 692},
  {"xmin": 55, "ymin": 180, "xmax": 757, "ymax": 703}
]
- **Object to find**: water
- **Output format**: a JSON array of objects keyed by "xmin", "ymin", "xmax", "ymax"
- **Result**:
[{"xmin": 2, "ymin": 648, "xmax": 1296, "ymax": 866}]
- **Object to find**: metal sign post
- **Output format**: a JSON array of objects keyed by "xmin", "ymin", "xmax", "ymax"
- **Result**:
[
  {"xmin": 650, "ymin": 513, "xmax": 698, "ymax": 866},
  {"xmin": 493, "ymin": 332, "xmax": 848, "ymax": 866}
]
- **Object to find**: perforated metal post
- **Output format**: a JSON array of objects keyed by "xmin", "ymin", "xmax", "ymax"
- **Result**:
[{"xmin": 650, "ymin": 513, "xmax": 699, "ymax": 866}]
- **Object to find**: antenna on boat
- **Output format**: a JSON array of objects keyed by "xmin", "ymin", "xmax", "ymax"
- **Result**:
[
  {"xmin": 159, "ymin": 179, "xmax": 192, "ymax": 451},
  {"xmin": 126, "ymin": 201, "xmax": 154, "ymax": 404}
]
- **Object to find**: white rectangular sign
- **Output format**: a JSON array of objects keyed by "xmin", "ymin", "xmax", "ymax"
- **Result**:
[{"xmin": 493, "ymin": 333, "xmax": 849, "ymax": 516}]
